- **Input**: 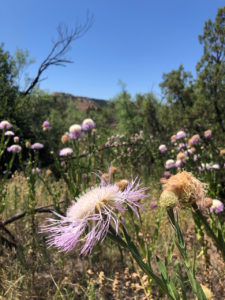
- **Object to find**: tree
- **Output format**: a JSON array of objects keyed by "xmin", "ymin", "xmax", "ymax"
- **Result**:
[
  {"xmin": 196, "ymin": 6, "xmax": 225, "ymax": 132},
  {"xmin": 23, "ymin": 12, "xmax": 93, "ymax": 96}
]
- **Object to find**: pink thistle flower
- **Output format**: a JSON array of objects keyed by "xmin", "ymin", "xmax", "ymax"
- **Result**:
[
  {"xmin": 7, "ymin": 145, "xmax": 22, "ymax": 153},
  {"xmin": 211, "ymin": 164, "xmax": 220, "ymax": 169},
  {"xmin": 81, "ymin": 118, "xmax": 95, "ymax": 131},
  {"xmin": 0, "ymin": 120, "xmax": 12, "ymax": 130},
  {"xmin": 150, "ymin": 201, "xmax": 158, "ymax": 210},
  {"xmin": 32, "ymin": 167, "xmax": 41, "ymax": 174},
  {"xmin": 204, "ymin": 129, "xmax": 212, "ymax": 139},
  {"xmin": 176, "ymin": 131, "xmax": 186, "ymax": 140},
  {"xmin": 42, "ymin": 121, "xmax": 51, "ymax": 131},
  {"xmin": 159, "ymin": 144, "xmax": 167, "ymax": 153},
  {"xmin": 59, "ymin": 148, "xmax": 73, "ymax": 156},
  {"xmin": 188, "ymin": 134, "xmax": 200, "ymax": 146},
  {"xmin": 209, "ymin": 199, "xmax": 224, "ymax": 214},
  {"xmin": 41, "ymin": 179, "xmax": 148, "ymax": 255},
  {"xmin": 5, "ymin": 131, "xmax": 15, "ymax": 136},
  {"xmin": 31, "ymin": 143, "xmax": 44, "ymax": 150},
  {"xmin": 69, "ymin": 124, "xmax": 82, "ymax": 139},
  {"xmin": 165, "ymin": 159, "xmax": 175, "ymax": 169},
  {"xmin": 163, "ymin": 171, "xmax": 170, "ymax": 179}
]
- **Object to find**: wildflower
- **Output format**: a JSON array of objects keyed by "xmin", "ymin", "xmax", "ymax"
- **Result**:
[
  {"xmin": 41, "ymin": 179, "xmax": 148, "ymax": 254},
  {"xmin": 81, "ymin": 118, "xmax": 95, "ymax": 131},
  {"xmin": 177, "ymin": 143, "xmax": 185, "ymax": 151},
  {"xmin": 7, "ymin": 145, "xmax": 22, "ymax": 153},
  {"xmin": 203, "ymin": 197, "xmax": 213, "ymax": 208},
  {"xmin": 211, "ymin": 164, "xmax": 220, "ymax": 169},
  {"xmin": 209, "ymin": 199, "xmax": 224, "ymax": 214},
  {"xmin": 188, "ymin": 147, "xmax": 196, "ymax": 155},
  {"xmin": 176, "ymin": 130, "xmax": 186, "ymax": 140},
  {"xmin": 188, "ymin": 134, "xmax": 200, "ymax": 146},
  {"xmin": 165, "ymin": 159, "xmax": 175, "ymax": 169},
  {"xmin": 171, "ymin": 135, "xmax": 177, "ymax": 144},
  {"xmin": 177, "ymin": 152, "xmax": 186, "ymax": 161},
  {"xmin": 105, "ymin": 141, "xmax": 110, "ymax": 147},
  {"xmin": 32, "ymin": 168, "xmax": 41, "ymax": 174},
  {"xmin": 0, "ymin": 120, "xmax": 12, "ymax": 130},
  {"xmin": 59, "ymin": 148, "xmax": 73, "ymax": 156},
  {"xmin": 31, "ymin": 143, "xmax": 44, "ymax": 150},
  {"xmin": 46, "ymin": 169, "xmax": 52, "ymax": 177},
  {"xmin": 159, "ymin": 144, "xmax": 167, "ymax": 153},
  {"xmin": 160, "ymin": 171, "xmax": 206, "ymax": 207},
  {"xmin": 5, "ymin": 131, "xmax": 14, "ymax": 136},
  {"xmin": 13, "ymin": 136, "xmax": 19, "ymax": 143},
  {"xmin": 204, "ymin": 129, "xmax": 212, "ymax": 139},
  {"xmin": 175, "ymin": 160, "xmax": 182, "ymax": 168},
  {"xmin": 150, "ymin": 201, "xmax": 158, "ymax": 210},
  {"xmin": 68, "ymin": 124, "xmax": 82, "ymax": 139},
  {"xmin": 163, "ymin": 171, "xmax": 170, "ymax": 179},
  {"xmin": 42, "ymin": 121, "xmax": 51, "ymax": 131}
]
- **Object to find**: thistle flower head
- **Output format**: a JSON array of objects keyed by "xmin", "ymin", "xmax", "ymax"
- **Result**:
[
  {"xmin": 188, "ymin": 134, "xmax": 200, "ymax": 146},
  {"xmin": 165, "ymin": 159, "xmax": 175, "ymax": 169},
  {"xmin": 13, "ymin": 136, "xmax": 19, "ymax": 143},
  {"xmin": 42, "ymin": 121, "xmax": 51, "ymax": 131},
  {"xmin": 204, "ymin": 129, "xmax": 212, "ymax": 139},
  {"xmin": 209, "ymin": 199, "xmax": 224, "ymax": 214},
  {"xmin": 59, "ymin": 147, "xmax": 73, "ymax": 156},
  {"xmin": 159, "ymin": 190, "xmax": 179, "ymax": 209},
  {"xmin": 5, "ymin": 131, "xmax": 14, "ymax": 136},
  {"xmin": 159, "ymin": 144, "xmax": 167, "ymax": 153},
  {"xmin": 160, "ymin": 171, "xmax": 206, "ymax": 206},
  {"xmin": 81, "ymin": 118, "xmax": 95, "ymax": 131},
  {"xmin": 0, "ymin": 120, "xmax": 12, "ymax": 130},
  {"xmin": 171, "ymin": 135, "xmax": 177, "ymax": 144},
  {"xmin": 41, "ymin": 179, "xmax": 148, "ymax": 255},
  {"xmin": 61, "ymin": 134, "xmax": 69, "ymax": 144},
  {"xmin": 176, "ymin": 130, "xmax": 186, "ymax": 140},
  {"xmin": 69, "ymin": 124, "xmax": 82, "ymax": 139},
  {"xmin": 31, "ymin": 143, "xmax": 44, "ymax": 150},
  {"xmin": 7, "ymin": 144, "xmax": 22, "ymax": 153}
]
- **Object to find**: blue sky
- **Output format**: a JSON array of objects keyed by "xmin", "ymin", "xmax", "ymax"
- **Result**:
[{"xmin": 0, "ymin": 1, "xmax": 223, "ymax": 100}]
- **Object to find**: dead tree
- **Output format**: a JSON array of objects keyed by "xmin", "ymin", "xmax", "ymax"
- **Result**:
[{"xmin": 23, "ymin": 12, "xmax": 93, "ymax": 96}]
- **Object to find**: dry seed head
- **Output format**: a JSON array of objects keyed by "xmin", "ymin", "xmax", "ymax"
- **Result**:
[
  {"xmin": 159, "ymin": 190, "xmax": 179, "ymax": 209},
  {"xmin": 116, "ymin": 179, "xmax": 129, "ymax": 191},
  {"xmin": 109, "ymin": 165, "xmax": 117, "ymax": 174},
  {"xmin": 161, "ymin": 171, "xmax": 206, "ymax": 206},
  {"xmin": 101, "ymin": 173, "xmax": 109, "ymax": 183},
  {"xmin": 61, "ymin": 134, "xmax": 69, "ymax": 144},
  {"xmin": 204, "ymin": 197, "xmax": 213, "ymax": 208}
]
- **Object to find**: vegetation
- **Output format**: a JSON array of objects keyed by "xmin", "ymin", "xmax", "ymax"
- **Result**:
[{"xmin": 0, "ymin": 6, "xmax": 224, "ymax": 300}]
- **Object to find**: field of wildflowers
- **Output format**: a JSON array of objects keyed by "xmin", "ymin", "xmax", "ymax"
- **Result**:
[{"xmin": 0, "ymin": 118, "xmax": 224, "ymax": 299}]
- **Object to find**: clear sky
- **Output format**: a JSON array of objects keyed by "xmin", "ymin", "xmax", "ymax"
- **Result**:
[{"xmin": 0, "ymin": 1, "xmax": 223, "ymax": 100}]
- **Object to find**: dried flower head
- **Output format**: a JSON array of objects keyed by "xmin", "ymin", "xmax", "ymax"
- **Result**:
[
  {"xmin": 61, "ymin": 134, "xmax": 69, "ymax": 144},
  {"xmin": 25, "ymin": 141, "xmax": 31, "ymax": 148},
  {"xmin": 41, "ymin": 179, "xmax": 148, "ymax": 255},
  {"xmin": 109, "ymin": 166, "xmax": 117, "ymax": 174},
  {"xmin": 160, "ymin": 171, "xmax": 206, "ymax": 206},
  {"xmin": 13, "ymin": 136, "xmax": 19, "ymax": 143},
  {"xmin": 220, "ymin": 149, "xmax": 225, "ymax": 156},
  {"xmin": 171, "ymin": 135, "xmax": 177, "ymax": 144},
  {"xmin": 116, "ymin": 179, "xmax": 129, "ymax": 191}
]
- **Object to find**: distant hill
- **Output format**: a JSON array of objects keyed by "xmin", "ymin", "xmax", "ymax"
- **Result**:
[{"xmin": 52, "ymin": 92, "xmax": 108, "ymax": 111}]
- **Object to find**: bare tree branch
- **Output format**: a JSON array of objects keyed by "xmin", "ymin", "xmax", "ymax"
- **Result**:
[{"xmin": 23, "ymin": 11, "xmax": 93, "ymax": 96}]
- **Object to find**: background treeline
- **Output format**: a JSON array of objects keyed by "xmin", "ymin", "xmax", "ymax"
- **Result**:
[{"xmin": 0, "ymin": 7, "xmax": 224, "ymax": 167}]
